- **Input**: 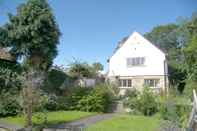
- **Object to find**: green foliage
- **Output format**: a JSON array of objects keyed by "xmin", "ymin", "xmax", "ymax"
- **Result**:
[
  {"xmin": 123, "ymin": 89, "xmax": 139, "ymax": 99},
  {"xmin": 0, "ymin": 60, "xmax": 21, "ymax": 93},
  {"xmin": 77, "ymin": 84, "xmax": 113, "ymax": 112},
  {"xmin": 137, "ymin": 88, "xmax": 158, "ymax": 116},
  {"xmin": 183, "ymin": 36, "xmax": 197, "ymax": 82},
  {"xmin": 0, "ymin": 111, "xmax": 95, "ymax": 127},
  {"xmin": 92, "ymin": 62, "xmax": 103, "ymax": 72},
  {"xmin": 159, "ymin": 97, "xmax": 191, "ymax": 128},
  {"xmin": 144, "ymin": 24, "xmax": 179, "ymax": 52},
  {"xmin": 144, "ymin": 23, "xmax": 187, "ymax": 91},
  {"xmin": 68, "ymin": 61, "xmax": 104, "ymax": 78},
  {"xmin": 0, "ymin": 68, "xmax": 20, "ymax": 92},
  {"xmin": 42, "ymin": 95, "xmax": 69, "ymax": 111},
  {"xmin": 124, "ymin": 88, "xmax": 158, "ymax": 116},
  {"xmin": 0, "ymin": 92, "xmax": 22, "ymax": 117},
  {"xmin": 2, "ymin": 0, "xmax": 60, "ymax": 69},
  {"xmin": 182, "ymin": 14, "xmax": 197, "ymax": 96},
  {"xmin": 42, "ymin": 68, "xmax": 74, "ymax": 95},
  {"xmin": 68, "ymin": 61, "xmax": 94, "ymax": 78},
  {"xmin": 86, "ymin": 114, "xmax": 160, "ymax": 131},
  {"xmin": 67, "ymin": 87, "xmax": 91, "ymax": 110},
  {"xmin": 183, "ymin": 80, "xmax": 197, "ymax": 98}
]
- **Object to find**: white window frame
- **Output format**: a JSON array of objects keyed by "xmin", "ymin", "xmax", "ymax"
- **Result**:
[
  {"xmin": 127, "ymin": 57, "xmax": 145, "ymax": 67},
  {"xmin": 119, "ymin": 79, "xmax": 132, "ymax": 87},
  {"xmin": 144, "ymin": 79, "xmax": 160, "ymax": 87}
]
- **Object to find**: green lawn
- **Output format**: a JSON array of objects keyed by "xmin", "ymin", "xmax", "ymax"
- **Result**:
[
  {"xmin": 0, "ymin": 111, "xmax": 95, "ymax": 126},
  {"xmin": 86, "ymin": 114, "xmax": 161, "ymax": 131}
]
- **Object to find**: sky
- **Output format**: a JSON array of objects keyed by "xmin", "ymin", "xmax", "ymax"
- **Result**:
[{"xmin": 0, "ymin": 0, "xmax": 196, "ymax": 70}]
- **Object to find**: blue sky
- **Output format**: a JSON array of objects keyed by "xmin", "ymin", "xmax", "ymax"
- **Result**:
[{"xmin": 0, "ymin": 0, "xmax": 196, "ymax": 70}]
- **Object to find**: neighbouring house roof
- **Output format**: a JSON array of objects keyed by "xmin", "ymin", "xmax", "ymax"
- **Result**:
[
  {"xmin": 0, "ymin": 48, "xmax": 15, "ymax": 61},
  {"xmin": 107, "ymin": 31, "xmax": 165, "ymax": 62}
]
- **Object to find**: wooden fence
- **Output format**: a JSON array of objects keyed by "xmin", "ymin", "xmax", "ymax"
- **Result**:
[{"xmin": 187, "ymin": 90, "xmax": 197, "ymax": 131}]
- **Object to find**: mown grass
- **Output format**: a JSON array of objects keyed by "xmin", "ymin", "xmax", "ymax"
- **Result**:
[
  {"xmin": 86, "ymin": 114, "xmax": 161, "ymax": 131},
  {"xmin": 0, "ymin": 111, "xmax": 95, "ymax": 126}
]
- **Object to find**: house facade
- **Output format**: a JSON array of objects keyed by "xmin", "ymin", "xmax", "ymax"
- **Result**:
[{"xmin": 107, "ymin": 32, "xmax": 168, "ymax": 95}]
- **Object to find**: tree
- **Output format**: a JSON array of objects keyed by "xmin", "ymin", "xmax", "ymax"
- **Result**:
[
  {"xmin": 1, "ymin": 0, "xmax": 60, "ymax": 129},
  {"xmin": 144, "ymin": 24, "xmax": 187, "ymax": 92},
  {"xmin": 182, "ymin": 14, "xmax": 197, "ymax": 96},
  {"xmin": 6, "ymin": 0, "xmax": 60, "ymax": 70},
  {"xmin": 68, "ymin": 61, "xmax": 92, "ymax": 78},
  {"xmin": 92, "ymin": 62, "xmax": 103, "ymax": 72},
  {"xmin": 144, "ymin": 24, "xmax": 179, "ymax": 53}
]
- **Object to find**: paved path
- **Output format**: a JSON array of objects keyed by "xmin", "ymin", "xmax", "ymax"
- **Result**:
[
  {"xmin": 49, "ymin": 113, "xmax": 115, "ymax": 129},
  {"xmin": 0, "ymin": 120, "xmax": 22, "ymax": 131}
]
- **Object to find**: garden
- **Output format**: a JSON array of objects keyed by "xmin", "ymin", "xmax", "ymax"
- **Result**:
[{"xmin": 0, "ymin": 0, "xmax": 197, "ymax": 131}]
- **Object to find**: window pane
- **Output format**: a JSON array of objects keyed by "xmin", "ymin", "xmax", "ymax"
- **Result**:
[
  {"xmin": 119, "ymin": 80, "xmax": 121, "ymax": 86},
  {"xmin": 127, "ymin": 57, "xmax": 145, "ymax": 66},
  {"xmin": 144, "ymin": 79, "xmax": 160, "ymax": 87},
  {"xmin": 128, "ymin": 79, "xmax": 132, "ymax": 87},
  {"xmin": 123, "ymin": 80, "xmax": 127, "ymax": 87}
]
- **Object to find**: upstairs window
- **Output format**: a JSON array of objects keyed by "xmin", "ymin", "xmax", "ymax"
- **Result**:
[
  {"xmin": 127, "ymin": 57, "xmax": 145, "ymax": 67},
  {"xmin": 144, "ymin": 79, "xmax": 159, "ymax": 87}
]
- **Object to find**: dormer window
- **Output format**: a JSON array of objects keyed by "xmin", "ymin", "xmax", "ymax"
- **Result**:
[{"xmin": 127, "ymin": 57, "xmax": 145, "ymax": 67}]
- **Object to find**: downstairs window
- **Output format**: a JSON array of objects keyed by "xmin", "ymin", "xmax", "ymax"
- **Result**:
[
  {"xmin": 144, "ymin": 79, "xmax": 160, "ymax": 87},
  {"xmin": 119, "ymin": 79, "xmax": 132, "ymax": 87}
]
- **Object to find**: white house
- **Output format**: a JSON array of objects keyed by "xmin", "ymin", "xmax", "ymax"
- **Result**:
[{"xmin": 107, "ymin": 31, "xmax": 168, "ymax": 94}]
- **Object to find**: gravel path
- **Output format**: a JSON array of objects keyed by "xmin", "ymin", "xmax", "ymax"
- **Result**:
[{"xmin": 49, "ymin": 113, "xmax": 115, "ymax": 129}]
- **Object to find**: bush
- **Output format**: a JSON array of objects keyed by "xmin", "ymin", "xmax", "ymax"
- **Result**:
[
  {"xmin": 67, "ymin": 87, "xmax": 91, "ymax": 110},
  {"xmin": 138, "ymin": 87, "xmax": 158, "ymax": 116},
  {"xmin": 184, "ymin": 80, "xmax": 197, "ymax": 98},
  {"xmin": 39, "ymin": 84, "xmax": 113, "ymax": 113},
  {"xmin": 41, "ymin": 94, "xmax": 69, "ymax": 111},
  {"xmin": 159, "ymin": 97, "xmax": 191, "ymax": 128},
  {"xmin": 0, "ymin": 92, "xmax": 22, "ymax": 117},
  {"xmin": 160, "ymin": 99, "xmax": 179, "ymax": 122},
  {"xmin": 124, "ymin": 87, "xmax": 158, "ymax": 116},
  {"xmin": 77, "ymin": 84, "xmax": 112, "ymax": 112},
  {"xmin": 124, "ymin": 89, "xmax": 139, "ymax": 98}
]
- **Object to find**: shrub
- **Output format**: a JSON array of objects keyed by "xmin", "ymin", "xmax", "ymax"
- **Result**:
[
  {"xmin": 42, "ymin": 69, "xmax": 74, "ymax": 95},
  {"xmin": 77, "ymin": 84, "xmax": 113, "ymax": 112},
  {"xmin": 137, "ymin": 87, "xmax": 158, "ymax": 116},
  {"xmin": 0, "ymin": 92, "xmax": 22, "ymax": 117},
  {"xmin": 184, "ymin": 80, "xmax": 197, "ymax": 98},
  {"xmin": 67, "ymin": 87, "xmax": 91, "ymax": 110},
  {"xmin": 160, "ymin": 99, "xmax": 179, "ymax": 122},
  {"xmin": 43, "ymin": 95, "xmax": 59, "ymax": 111},
  {"xmin": 159, "ymin": 97, "xmax": 191, "ymax": 128},
  {"xmin": 40, "ymin": 84, "xmax": 113, "ymax": 112},
  {"xmin": 42, "ymin": 95, "xmax": 69, "ymax": 111},
  {"xmin": 124, "ymin": 87, "xmax": 158, "ymax": 116},
  {"xmin": 124, "ymin": 89, "xmax": 139, "ymax": 98}
]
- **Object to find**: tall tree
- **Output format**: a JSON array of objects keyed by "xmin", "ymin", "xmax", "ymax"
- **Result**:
[
  {"xmin": 182, "ymin": 14, "xmax": 197, "ymax": 96},
  {"xmin": 6, "ymin": 0, "xmax": 60, "ymax": 70},
  {"xmin": 92, "ymin": 62, "xmax": 103, "ymax": 72},
  {"xmin": 144, "ymin": 24, "xmax": 187, "ymax": 92},
  {"xmin": 1, "ymin": 0, "xmax": 60, "ymax": 129},
  {"xmin": 144, "ymin": 24, "xmax": 179, "ymax": 53}
]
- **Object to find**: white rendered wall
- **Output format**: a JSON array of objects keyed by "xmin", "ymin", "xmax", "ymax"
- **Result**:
[{"xmin": 108, "ymin": 32, "xmax": 166, "ymax": 77}]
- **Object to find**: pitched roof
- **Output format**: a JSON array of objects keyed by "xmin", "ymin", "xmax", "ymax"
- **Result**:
[{"xmin": 107, "ymin": 31, "xmax": 165, "ymax": 62}]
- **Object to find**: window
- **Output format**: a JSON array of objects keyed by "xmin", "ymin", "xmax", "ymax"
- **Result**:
[
  {"xmin": 119, "ymin": 79, "xmax": 132, "ymax": 87},
  {"xmin": 127, "ymin": 57, "xmax": 145, "ymax": 67},
  {"xmin": 144, "ymin": 79, "xmax": 159, "ymax": 87},
  {"xmin": 123, "ymin": 80, "xmax": 127, "ymax": 87},
  {"xmin": 128, "ymin": 80, "xmax": 132, "ymax": 87}
]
